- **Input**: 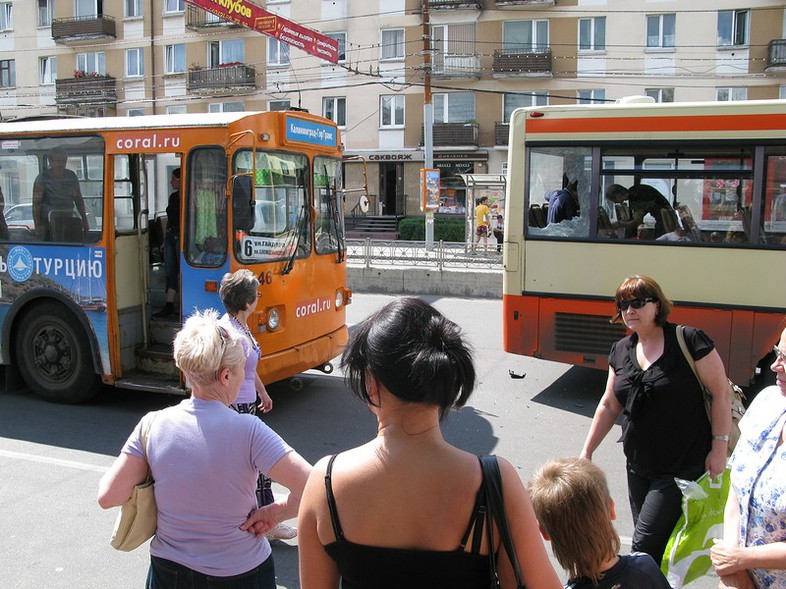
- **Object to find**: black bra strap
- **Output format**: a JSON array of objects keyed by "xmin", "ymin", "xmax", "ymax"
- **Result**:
[{"xmin": 324, "ymin": 454, "xmax": 344, "ymax": 541}]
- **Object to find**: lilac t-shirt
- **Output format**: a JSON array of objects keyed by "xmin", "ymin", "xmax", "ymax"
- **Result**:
[
  {"xmin": 122, "ymin": 398, "xmax": 292, "ymax": 576},
  {"xmin": 220, "ymin": 313, "xmax": 258, "ymax": 405}
]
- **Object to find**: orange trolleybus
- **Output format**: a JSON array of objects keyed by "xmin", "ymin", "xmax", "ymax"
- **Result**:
[
  {"xmin": 502, "ymin": 98, "xmax": 786, "ymax": 388},
  {"xmin": 0, "ymin": 110, "xmax": 351, "ymax": 403}
]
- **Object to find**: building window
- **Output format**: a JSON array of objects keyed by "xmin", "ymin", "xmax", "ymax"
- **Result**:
[
  {"xmin": 267, "ymin": 38, "xmax": 290, "ymax": 67},
  {"xmin": 646, "ymin": 14, "xmax": 675, "ymax": 48},
  {"xmin": 77, "ymin": 52, "xmax": 106, "ymax": 75},
  {"xmin": 268, "ymin": 100, "xmax": 290, "ymax": 111},
  {"xmin": 128, "ymin": 109, "xmax": 145, "ymax": 116},
  {"xmin": 164, "ymin": 0, "xmax": 184, "ymax": 13},
  {"xmin": 0, "ymin": 3, "xmax": 12, "ymax": 32},
  {"xmin": 209, "ymin": 102, "xmax": 244, "ymax": 113},
  {"xmin": 503, "ymin": 93, "xmax": 547, "ymax": 121},
  {"xmin": 126, "ymin": 0, "xmax": 142, "ymax": 18},
  {"xmin": 433, "ymin": 92, "xmax": 474, "ymax": 123},
  {"xmin": 208, "ymin": 39, "xmax": 244, "ymax": 68},
  {"xmin": 577, "ymin": 89, "xmax": 605, "ymax": 104},
  {"xmin": 503, "ymin": 20, "xmax": 549, "ymax": 52},
  {"xmin": 326, "ymin": 33, "xmax": 346, "ymax": 63},
  {"xmin": 165, "ymin": 45, "xmax": 185, "ymax": 74},
  {"xmin": 380, "ymin": 95, "xmax": 404, "ymax": 127},
  {"xmin": 579, "ymin": 17, "xmax": 606, "ymax": 51},
  {"xmin": 0, "ymin": 59, "xmax": 15, "ymax": 88},
  {"xmin": 645, "ymin": 88, "xmax": 674, "ymax": 103},
  {"xmin": 717, "ymin": 87, "xmax": 747, "ymax": 101},
  {"xmin": 718, "ymin": 9, "xmax": 749, "ymax": 47},
  {"xmin": 167, "ymin": 105, "xmax": 187, "ymax": 115},
  {"xmin": 380, "ymin": 29, "xmax": 404, "ymax": 60},
  {"xmin": 37, "ymin": 0, "xmax": 52, "ymax": 27},
  {"xmin": 39, "ymin": 56, "xmax": 57, "ymax": 85},
  {"xmin": 323, "ymin": 97, "xmax": 346, "ymax": 127},
  {"xmin": 126, "ymin": 48, "xmax": 144, "ymax": 78},
  {"xmin": 75, "ymin": 0, "xmax": 100, "ymax": 18}
]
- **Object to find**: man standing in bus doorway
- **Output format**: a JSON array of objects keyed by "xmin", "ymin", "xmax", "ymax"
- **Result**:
[
  {"xmin": 471, "ymin": 196, "xmax": 491, "ymax": 254},
  {"xmin": 32, "ymin": 147, "xmax": 90, "ymax": 241},
  {"xmin": 154, "ymin": 168, "xmax": 181, "ymax": 319}
]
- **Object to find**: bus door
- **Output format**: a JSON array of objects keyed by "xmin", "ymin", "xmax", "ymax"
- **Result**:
[{"xmin": 181, "ymin": 147, "xmax": 229, "ymax": 318}]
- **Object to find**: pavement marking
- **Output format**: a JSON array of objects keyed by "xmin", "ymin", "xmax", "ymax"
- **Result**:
[{"xmin": 0, "ymin": 449, "xmax": 108, "ymax": 473}]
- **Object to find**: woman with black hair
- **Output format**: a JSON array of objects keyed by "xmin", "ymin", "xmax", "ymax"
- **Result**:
[{"xmin": 297, "ymin": 297, "xmax": 560, "ymax": 589}]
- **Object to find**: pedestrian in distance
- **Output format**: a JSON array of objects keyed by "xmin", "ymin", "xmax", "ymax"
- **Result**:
[
  {"xmin": 580, "ymin": 274, "xmax": 732, "ymax": 566},
  {"xmin": 493, "ymin": 213, "xmax": 505, "ymax": 253},
  {"xmin": 529, "ymin": 457, "xmax": 670, "ymax": 589},
  {"xmin": 297, "ymin": 297, "xmax": 562, "ymax": 589},
  {"xmin": 472, "ymin": 196, "xmax": 491, "ymax": 254},
  {"xmin": 97, "ymin": 309, "xmax": 311, "ymax": 589}
]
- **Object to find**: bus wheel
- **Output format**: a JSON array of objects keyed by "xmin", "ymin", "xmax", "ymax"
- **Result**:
[{"xmin": 14, "ymin": 304, "xmax": 102, "ymax": 404}]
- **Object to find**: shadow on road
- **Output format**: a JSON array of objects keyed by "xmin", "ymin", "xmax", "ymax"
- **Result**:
[{"xmin": 530, "ymin": 365, "xmax": 608, "ymax": 418}]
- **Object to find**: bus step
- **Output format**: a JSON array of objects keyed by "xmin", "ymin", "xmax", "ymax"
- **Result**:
[
  {"xmin": 114, "ymin": 372, "xmax": 185, "ymax": 395},
  {"xmin": 136, "ymin": 343, "xmax": 179, "ymax": 378},
  {"xmin": 149, "ymin": 319, "xmax": 180, "ymax": 347}
]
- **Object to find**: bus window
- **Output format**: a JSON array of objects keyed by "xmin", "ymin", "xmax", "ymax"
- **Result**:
[
  {"xmin": 526, "ymin": 146, "xmax": 592, "ymax": 238},
  {"xmin": 314, "ymin": 156, "xmax": 344, "ymax": 256},
  {"xmin": 187, "ymin": 147, "xmax": 227, "ymax": 266},
  {"xmin": 114, "ymin": 155, "xmax": 136, "ymax": 232},
  {"xmin": 0, "ymin": 136, "xmax": 103, "ymax": 244},
  {"xmin": 763, "ymin": 148, "xmax": 786, "ymax": 246},
  {"xmin": 233, "ymin": 150, "xmax": 310, "ymax": 263}
]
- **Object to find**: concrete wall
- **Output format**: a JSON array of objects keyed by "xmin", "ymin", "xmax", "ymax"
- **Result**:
[{"xmin": 347, "ymin": 266, "xmax": 502, "ymax": 299}]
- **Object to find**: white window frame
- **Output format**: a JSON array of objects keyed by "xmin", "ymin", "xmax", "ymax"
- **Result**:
[
  {"xmin": 125, "ymin": 0, "xmax": 142, "ymax": 18},
  {"xmin": 127, "ymin": 109, "xmax": 145, "ymax": 117},
  {"xmin": 717, "ymin": 87, "xmax": 747, "ymax": 102},
  {"xmin": 0, "ymin": 3, "xmax": 13, "ymax": 32},
  {"xmin": 208, "ymin": 102, "xmax": 244, "ymax": 113},
  {"xmin": 0, "ymin": 59, "xmax": 15, "ymax": 88},
  {"xmin": 165, "ymin": 44, "xmax": 186, "ymax": 74},
  {"xmin": 503, "ymin": 93, "xmax": 546, "ymax": 122},
  {"xmin": 380, "ymin": 29, "xmax": 405, "ymax": 61},
  {"xmin": 326, "ymin": 32, "xmax": 346, "ymax": 63},
  {"xmin": 76, "ymin": 0, "xmax": 100, "ymax": 18},
  {"xmin": 268, "ymin": 100, "xmax": 290, "ymax": 111},
  {"xmin": 717, "ymin": 9, "xmax": 749, "ymax": 47},
  {"xmin": 39, "ymin": 56, "xmax": 57, "ymax": 85},
  {"xmin": 433, "ymin": 92, "xmax": 475, "ymax": 123},
  {"xmin": 323, "ymin": 96, "xmax": 346, "ymax": 127},
  {"xmin": 77, "ymin": 52, "xmax": 106, "ymax": 75},
  {"xmin": 126, "ymin": 48, "xmax": 144, "ymax": 78},
  {"xmin": 577, "ymin": 89, "xmax": 605, "ymax": 104},
  {"xmin": 645, "ymin": 88, "xmax": 674, "ymax": 103},
  {"xmin": 579, "ymin": 17, "xmax": 605, "ymax": 52},
  {"xmin": 380, "ymin": 95, "xmax": 405, "ymax": 128},
  {"xmin": 37, "ymin": 0, "xmax": 52, "ymax": 27},
  {"xmin": 164, "ymin": 0, "xmax": 185, "ymax": 14},
  {"xmin": 646, "ymin": 14, "xmax": 675, "ymax": 49},
  {"xmin": 167, "ymin": 105, "xmax": 187, "ymax": 115},
  {"xmin": 503, "ymin": 20, "xmax": 549, "ymax": 52},
  {"xmin": 208, "ymin": 39, "xmax": 245, "ymax": 68},
  {"xmin": 267, "ymin": 38, "xmax": 290, "ymax": 67}
]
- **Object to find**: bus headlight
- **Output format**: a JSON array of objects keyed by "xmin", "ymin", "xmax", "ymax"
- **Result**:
[
  {"xmin": 335, "ymin": 289, "xmax": 344, "ymax": 309},
  {"xmin": 267, "ymin": 308, "xmax": 280, "ymax": 331}
]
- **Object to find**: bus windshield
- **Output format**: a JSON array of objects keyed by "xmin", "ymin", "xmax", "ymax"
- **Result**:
[{"xmin": 233, "ymin": 150, "xmax": 310, "ymax": 263}]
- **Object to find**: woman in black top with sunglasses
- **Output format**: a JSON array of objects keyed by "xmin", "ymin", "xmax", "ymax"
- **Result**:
[{"xmin": 580, "ymin": 275, "xmax": 732, "ymax": 566}]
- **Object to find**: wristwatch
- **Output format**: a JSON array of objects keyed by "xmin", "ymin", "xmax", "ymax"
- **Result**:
[{"xmin": 712, "ymin": 434, "xmax": 730, "ymax": 442}]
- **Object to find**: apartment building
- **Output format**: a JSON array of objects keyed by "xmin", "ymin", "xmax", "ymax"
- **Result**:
[{"xmin": 3, "ymin": 0, "xmax": 786, "ymax": 218}]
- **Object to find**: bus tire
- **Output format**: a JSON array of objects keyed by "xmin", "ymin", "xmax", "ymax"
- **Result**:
[{"xmin": 14, "ymin": 304, "xmax": 102, "ymax": 404}]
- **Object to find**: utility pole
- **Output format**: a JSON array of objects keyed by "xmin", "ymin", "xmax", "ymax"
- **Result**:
[{"xmin": 422, "ymin": 0, "xmax": 435, "ymax": 249}]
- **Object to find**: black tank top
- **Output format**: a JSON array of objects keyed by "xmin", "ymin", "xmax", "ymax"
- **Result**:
[{"xmin": 322, "ymin": 454, "xmax": 491, "ymax": 589}]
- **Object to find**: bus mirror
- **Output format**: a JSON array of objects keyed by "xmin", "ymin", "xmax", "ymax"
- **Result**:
[{"xmin": 232, "ymin": 175, "xmax": 254, "ymax": 231}]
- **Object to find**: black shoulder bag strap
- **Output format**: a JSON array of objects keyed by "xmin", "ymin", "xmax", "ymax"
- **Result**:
[{"xmin": 480, "ymin": 455, "xmax": 526, "ymax": 589}]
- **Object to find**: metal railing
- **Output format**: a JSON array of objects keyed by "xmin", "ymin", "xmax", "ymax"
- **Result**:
[{"xmin": 346, "ymin": 239, "xmax": 503, "ymax": 270}]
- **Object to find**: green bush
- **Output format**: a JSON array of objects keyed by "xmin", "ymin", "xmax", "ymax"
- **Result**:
[{"xmin": 398, "ymin": 217, "xmax": 466, "ymax": 242}]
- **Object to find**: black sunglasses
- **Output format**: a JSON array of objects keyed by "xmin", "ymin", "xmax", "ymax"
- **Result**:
[{"xmin": 617, "ymin": 297, "xmax": 657, "ymax": 311}]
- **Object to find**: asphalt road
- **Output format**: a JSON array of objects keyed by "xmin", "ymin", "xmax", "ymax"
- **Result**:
[{"xmin": 0, "ymin": 293, "xmax": 719, "ymax": 588}]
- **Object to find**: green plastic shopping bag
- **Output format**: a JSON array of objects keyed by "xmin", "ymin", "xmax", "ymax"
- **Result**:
[{"xmin": 661, "ymin": 470, "xmax": 730, "ymax": 588}]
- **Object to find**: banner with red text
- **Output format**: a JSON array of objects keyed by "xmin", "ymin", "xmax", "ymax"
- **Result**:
[{"xmin": 184, "ymin": 0, "xmax": 339, "ymax": 63}]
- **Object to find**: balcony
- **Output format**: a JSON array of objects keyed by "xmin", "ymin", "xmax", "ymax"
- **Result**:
[
  {"xmin": 766, "ymin": 39, "xmax": 786, "ymax": 73},
  {"xmin": 495, "ymin": 122, "xmax": 509, "ymax": 146},
  {"xmin": 421, "ymin": 123, "xmax": 479, "ymax": 147},
  {"xmin": 432, "ymin": 54, "xmax": 482, "ymax": 79},
  {"xmin": 493, "ymin": 49, "xmax": 552, "ymax": 78},
  {"xmin": 187, "ymin": 65, "xmax": 257, "ymax": 94},
  {"xmin": 431, "ymin": 0, "xmax": 483, "ymax": 8},
  {"xmin": 495, "ymin": 0, "xmax": 555, "ymax": 7},
  {"xmin": 52, "ymin": 15, "xmax": 116, "ymax": 45},
  {"xmin": 185, "ymin": 5, "xmax": 240, "ymax": 31},
  {"xmin": 55, "ymin": 76, "xmax": 117, "ymax": 106}
]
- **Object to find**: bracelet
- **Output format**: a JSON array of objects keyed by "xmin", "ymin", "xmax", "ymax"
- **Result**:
[{"xmin": 712, "ymin": 434, "xmax": 730, "ymax": 443}]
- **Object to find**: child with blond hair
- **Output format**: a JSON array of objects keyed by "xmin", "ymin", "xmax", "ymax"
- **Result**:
[{"xmin": 529, "ymin": 458, "xmax": 670, "ymax": 589}]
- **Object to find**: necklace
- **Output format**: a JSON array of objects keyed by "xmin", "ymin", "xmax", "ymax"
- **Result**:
[{"xmin": 229, "ymin": 314, "xmax": 262, "ymax": 360}]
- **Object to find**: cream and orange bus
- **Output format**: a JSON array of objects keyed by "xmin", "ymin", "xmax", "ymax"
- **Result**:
[
  {"xmin": 0, "ymin": 111, "xmax": 350, "ymax": 403},
  {"xmin": 502, "ymin": 98, "xmax": 785, "ymax": 388}
]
